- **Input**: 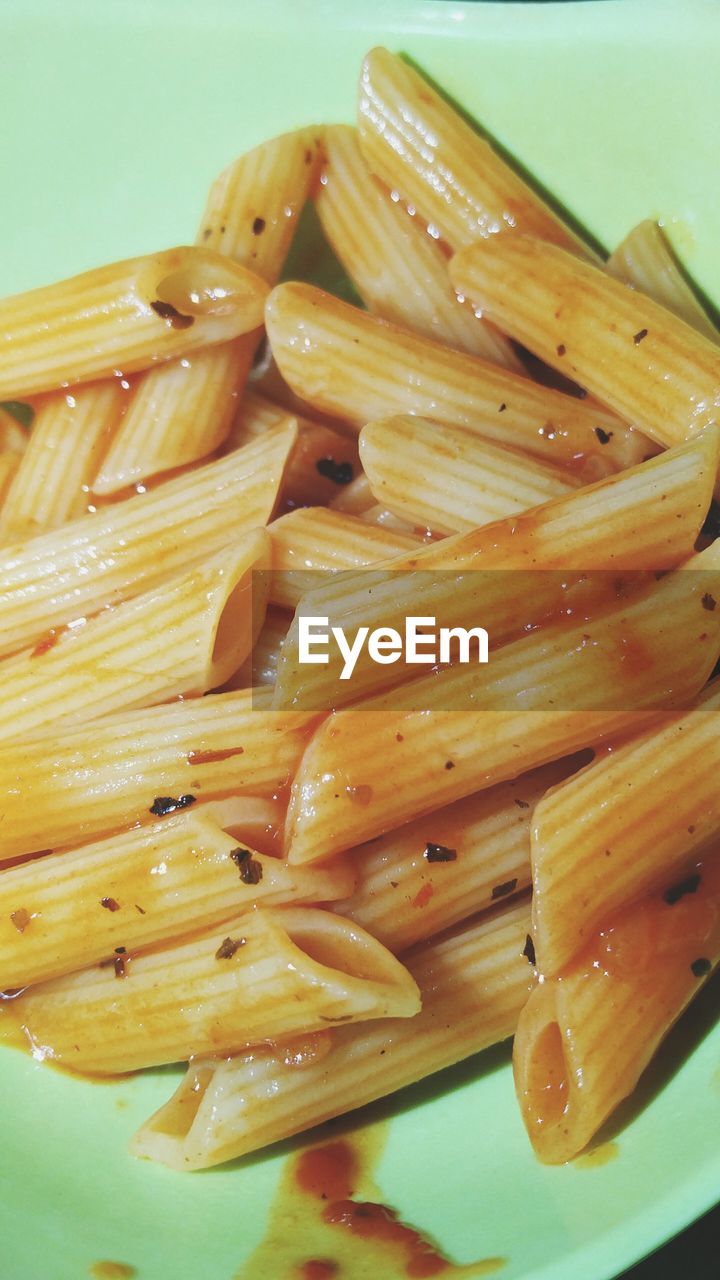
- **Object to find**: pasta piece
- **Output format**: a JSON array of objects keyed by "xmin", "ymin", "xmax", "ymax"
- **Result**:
[
  {"xmin": 0, "ymin": 691, "xmax": 315, "ymax": 863},
  {"xmin": 513, "ymin": 851, "xmax": 720, "ymax": 1163},
  {"xmin": 285, "ymin": 544, "xmax": 720, "ymax": 863},
  {"xmin": 0, "ymin": 804, "xmax": 355, "ymax": 989},
  {"xmin": 0, "ymin": 246, "xmax": 268, "ymax": 399},
  {"xmin": 357, "ymin": 48, "xmax": 588, "ymax": 255},
  {"xmin": 265, "ymin": 282, "xmax": 646, "ymax": 474},
  {"xmin": 275, "ymin": 431, "xmax": 718, "ymax": 710},
  {"xmin": 606, "ymin": 221, "xmax": 717, "ymax": 341},
  {"xmin": 129, "ymin": 899, "xmax": 532, "ymax": 1169},
  {"xmin": 315, "ymin": 124, "xmax": 520, "ymax": 368},
  {"xmin": 226, "ymin": 391, "xmax": 360, "ymax": 510},
  {"xmin": 336, "ymin": 758, "xmax": 580, "ymax": 952},
  {"xmin": 360, "ymin": 415, "xmax": 576, "ymax": 534},
  {"xmin": 532, "ymin": 681, "xmax": 720, "ymax": 975},
  {"xmin": 269, "ymin": 506, "xmax": 419, "ymax": 610},
  {"xmin": 450, "ymin": 236, "xmax": 720, "ymax": 452},
  {"xmin": 329, "ymin": 472, "xmax": 374, "ymax": 514},
  {"xmin": 229, "ymin": 606, "xmax": 291, "ymax": 689},
  {"xmin": 93, "ymin": 130, "xmax": 321, "ymax": 492},
  {"xmin": 0, "ymin": 381, "xmax": 127, "ymax": 541},
  {"xmin": 0, "ymin": 421, "xmax": 295, "ymax": 659},
  {"xmin": 0, "ymin": 535, "xmax": 270, "ymax": 743},
  {"xmin": 13, "ymin": 907, "xmax": 420, "ymax": 1075}
]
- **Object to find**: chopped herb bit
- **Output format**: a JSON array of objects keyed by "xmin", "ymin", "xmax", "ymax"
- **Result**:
[
  {"xmin": 10, "ymin": 908, "xmax": 30, "ymax": 934},
  {"xmin": 444, "ymin": 760, "xmax": 455, "ymax": 770},
  {"xmin": 691, "ymin": 957, "xmax": 711, "ymax": 977},
  {"xmin": 633, "ymin": 328, "xmax": 648, "ymax": 345},
  {"xmin": 215, "ymin": 936, "xmax": 246, "ymax": 960},
  {"xmin": 492, "ymin": 879, "xmax": 518, "ymax": 900},
  {"xmin": 135, "ymin": 904, "xmax": 146, "ymax": 915},
  {"xmin": 702, "ymin": 593, "xmax": 717, "ymax": 611},
  {"xmin": 316, "ymin": 457, "xmax": 354, "ymax": 485},
  {"xmin": 202, "ymin": 228, "xmax": 212, "ymax": 241},
  {"xmin": 230, "ymin": 847, "xmax": 263, "ymax": 885},
  {"xmin": 594, "ymin": 427, "xmax": 613, "ymax": 445},
  {"xmin": 498, "ymin": 402, "xmax": 507, "ymax": 413},
  {"xmin": 252, "ymin": 216, "xmax": 266, "ymax": 235},
  {"xmin": 663, "ymin": 873, "xmax": 701, "ymax": 905},
  {"xmin": 522, "ymin": 934, "xmax": 536, "ymax": 966},
  {"xmin": 514, "ymin": 798, "xmax": 530, "ymax": 810},
  {"xmin": 150, "ymin": 300, "xmax": 194, "ymax": 330},
  {"xmin": 423, "ymin": 842, "xmax": 457, "ymax": 863},
  {"xmin": 149, "ymin": 794, "xmax": 196, "ymax": 816},
  {"xmin": 556, "ymin": 343, "xmax": 566, "ymax": 357},
  {"xmin": 100, "ymin": 897, "xmax": 120, "ymax": 912}
]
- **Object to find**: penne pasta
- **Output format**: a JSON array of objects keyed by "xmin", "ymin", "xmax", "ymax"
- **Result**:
[
  {"xmin": 0, "ymin": 246, "xmax": 268, "ymax": 400},
  {"xmin": 0, "ymin": 381, "xmax": 128, "ymax": 541},
  {"xmin": 285, "ymin": 543, "xmax": 720, "ymax": 863},
  {"xmin": 129, "ymin": 898, "xmax": 532, "ymax": 1169},
  {"xmin": 336, "ymin": 758, "xmax": 580, "ymax": 952},
  {"xmin": 268, "ymin": 505, "xmax": 419, "ymax": 610},
  {"xmin": 265, "ymin": 282, "xmax": 647, "ymax": 474},
  {"xmin": 92, "ymin": 130, "xmax": 321, "ymax": 492},
  {"xmin": 0, "ymin": 690, "xmax": 315, "ymax": 863},
  {"xmin": 275, "ymin": 431, "xmax": 718, "ymax": 710},
  {"xmin": 0, "ymin": 803, "xmax": 355, "ymax": 990},
  {"xmin": 0, "ymin": 420, "xmax": 295, "ymax": 659},
  {"xmin": 315, "ymin": 124, "xmax": 521, "ymax": 368},
  {"xmin": 357, "ymin": 48, "xmax": 588, "ymax": 255},
  {"xmin": 0, "ymin": 536, "xmax": 270, "ymax": 744},
  {"xmin": 229, "ymin": 606, "xmax": 291, "ymax": 689},
  {"xmin": 329, "ymin": 471, "xmax": 375, "ymax": 514},
  {"xmin": 532, "ymin": 681, "xmax": 720, "ymax": 975},
  {"xmin": 513, "ymin": 851, "xmax": 720, "ymax": 1163},
  {"xmin": 11, "ymin": 907, "xmax": 420, "ymax": 1075},
  {"xmin": 606, "ymin": 220, "xmax": 718, "ymax": 341},
  {"xmin": 450, "ymin": 235, "xmax": 720, "ymax": 453},
  {"xmin": 360, "ymin": 414, "xmax": 576, "ymax": 535}
]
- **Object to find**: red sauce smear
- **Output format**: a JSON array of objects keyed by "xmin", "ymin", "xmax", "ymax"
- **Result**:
[
  {"xmin": 323, "ymin": 1201, "xmax": 449, "ymax": 1277},
  {"xmin": 31, "ymin": 625, "xmax": 67, "ymax": 657},
  {"xmin": 297, "ymin": 1261, "xmax": 339, "ymax": 1280},
  {"xmin": 295, "ymin": 1141, "xmax": 357, "ymax": 1201},
  {"xmin": 413, "ymin": 883, "xmax": 434, "ymax": 910}
]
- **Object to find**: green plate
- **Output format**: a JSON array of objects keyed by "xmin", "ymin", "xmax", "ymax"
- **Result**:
[{"xmin": 1, "ymin": 2, "xmax": 719, "ymax": 1277}]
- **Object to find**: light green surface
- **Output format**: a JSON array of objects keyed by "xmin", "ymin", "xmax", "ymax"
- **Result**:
[{"xmin": 1, "ymin": 3, "xmax": 719, "ymax": 1278}]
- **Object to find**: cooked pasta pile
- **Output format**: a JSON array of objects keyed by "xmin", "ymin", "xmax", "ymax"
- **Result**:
[{"xmin": 0, "ymin": 47, "xmax": 718, "ymax": 1171}]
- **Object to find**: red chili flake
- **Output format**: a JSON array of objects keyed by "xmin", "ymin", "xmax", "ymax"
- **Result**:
[
  {"xmin": 10, "ymin": 908, "xmax": 30, "ymax": 934},
  {"xmin": 229, "ymin": 847, "xmax": 263, "ymax": 885},
  {"xmin": 316, "ymin": 458, "xmax": 354, "ymax": 485},
  {"xmin": 556, "ymin": 343, "xmax": 566, "ymax": 357},
  {"xmin": 100, "ymin": 897, "xmax": 120, "ymax": 912},
  {"xmin": 299, "ymin": 1261, "xmax": 339, "ymax": 1280},
  {"xmin": 522, "ymin": 934, "xmax": 536, "ymax": 966},
  {"xmin": 491, "ymin": 878, "xmax": 518, "ymax": 900},
  {"xmin": 149, "ymin": 794, "xmax": 196, "ymax": 816},
  {"xmin": 633, "ymin": 328, "xmax": 648, "ymax": 344},
  {"xmin": 395, "ymin": 733, "xmax": 404, "ymax": 742},
  {"xmin": 423, "ymin": 843, "xmax": 456, "ymax": 863},
  {"xmin": 252, "ymin": 217, "xmax": 266, "ymax": 235},
  {"xmin": 187, "ymin": 746, "xmax": 245, "ymax": 765},
  {"xmin": 412, "ymin": 884, "xmax": 434, "ymax": 909},
  {"xmin": 444, "ymin": 760, "xmax": 455, "ymax": 770},
  {"xmin": 594, "ymin": 427, "xmax": 613, "ymax": 445},
  {"xmin": 663, "ymin": 873, "xmax": 701, "ymax": 905},
  {"xmin": 702, "ymin": 593, "xmax": 716, "ymax": 611},
  {"xmin": 691, "ymin": 957, "xmax": 711, "ymax": 977},
  {"xmin": 215, "ymin": 936, "xmax": 246, "ymax": 960},
  {"xmin": 150, "ymin": 300, "xmax": 194, "ymax": 330}
]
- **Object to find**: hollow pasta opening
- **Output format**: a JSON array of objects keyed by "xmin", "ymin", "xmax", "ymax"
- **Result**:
[{"xmin": 524, "ymin": 1018, "xmax": 568, "ymax": 1130}]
